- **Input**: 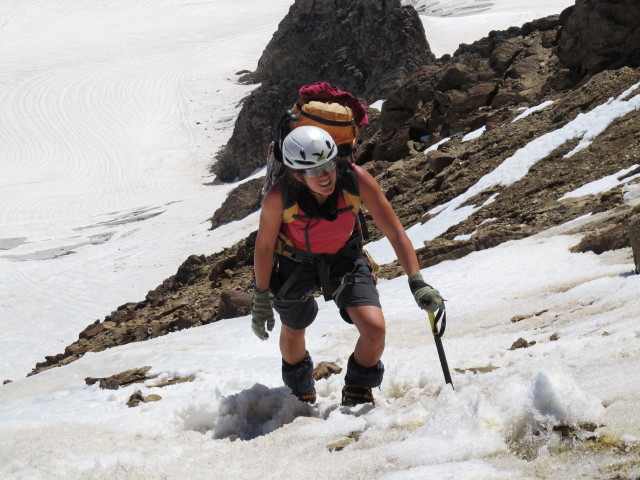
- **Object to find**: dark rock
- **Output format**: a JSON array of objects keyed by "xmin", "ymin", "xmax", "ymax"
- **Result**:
[
  {"xmin": 472, "ymin": 228, "xmax": 530, "ymax": 251},
  {"xmin": 219, "ymin": 290, "xmax": 253, "ymax": 319},
  {"xmin": 127, "ymin": 390, "xmax": 162, "ymax": 408},
  {"xmin": 313, "ymin": 361, "xmax": 343, "ymax": 381},
  {"xmin": 570, "ymin": 224, "xmax": 629, "ymax": 254},
  {"xmin": 79, "ymin": 320, "xmax": 103, "ymax": 339},
  {"xmin": 212, "ymin": 0, "xmax": 433, "ymax": 182},
  {"xmin": 126, "ymin": 390, "xmax": 145, "ymax": 408},
  {"xmin": 490, "ymin": 38, "xmax": 526, "ymax": 73},
  {"xmin": 417, "ymin": 238, "xmax": 476, "ymax": 268},
  {"xmin": 132, "ymin": 326, "xmax": 150, "ymax": 342},
  {"xmin": 99, "ymin": 378, "xmax": 120, "ymax": 390},
  {"xmin": 363, "ymin": 160, "xmax": 394, "ymax": 178},
  {"xmin": 79, "ymin": 320, "xmax": 116, "ymax": 340},
  {"xmin": 556, "ymin": 0, "xmax": 640, "ymax": 75},
  {"xmin": 145, "ymin": 289, "xmax": 164, "ymax": 308},
  {"xmin": 373, "ymin": 127, "xmax": 413, "ymax": 162},
  {"xmin": 174, "ymin": 255, "xmax": 206, "ymax": 286},
  {"xmin": 426, "ymin": 150, "xmax": 454, "ymax": 174},
  {"xmin": 509, "ymin": 338, "xmax": 536, "ymax": 350},
  {"xmin": 85, "ymin": 367, "xmax": 154, "ymax": 389},
  {"xmin": 210, "ymin": 178, "xmax": 264, "ymax": 229}
]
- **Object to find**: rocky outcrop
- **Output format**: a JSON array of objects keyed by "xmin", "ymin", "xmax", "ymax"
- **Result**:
[
  {"xmin": 371, "ymin": 15, "xmax": 565, "ymax": 163},
  {"xmin": 212, "ymin": 15, "xmax": 570, "ymax": 228},
  {"xmin": 210, "ymin": 178, "xmax": 263, "ymax": 229},
  {"xmin": 212, "ymin": 0, "xmax": 433, "ymax": 182},
  {"xmin": 556, "ymin": 0, "xmax": 640, "ymax": 75}
]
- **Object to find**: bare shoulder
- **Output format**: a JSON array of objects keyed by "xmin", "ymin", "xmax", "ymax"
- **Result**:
[
  {"xmin": 263, "ymin": 179, "xmax": 284, "ymax": 211},
  {"xmin": 353, "ymin": 164, "xmax": 383, "ymax": 199},
  {"xmin": 353, "ymin": 163, "xmax": 373, "ymax": 182}
]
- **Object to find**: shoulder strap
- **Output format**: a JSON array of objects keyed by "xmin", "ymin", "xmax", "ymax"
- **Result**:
[
  {"xmin": 280, "ymin": 180, "xmax": 299, "ymax": 224},
  {"xmin": 343, "ymin": 162, "xmax": 370, "ymax": 241}
]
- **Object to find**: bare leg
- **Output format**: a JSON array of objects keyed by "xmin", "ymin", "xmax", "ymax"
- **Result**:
[
  {"xmin": 280, "ymin": 324, "xmax": 308, "ymax": 365},
  {"xmin": 344, "ymin": 305, "xmax": 386, "ymax": 367}
]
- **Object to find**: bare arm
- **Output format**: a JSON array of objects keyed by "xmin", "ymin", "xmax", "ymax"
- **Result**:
[
  {"xmin": 254, "ymin": 183, "xmax": 283, "ymax": 291},
  {"xmin": 355, "ymin": 165, "xmax": 420, "ymax": 276}
]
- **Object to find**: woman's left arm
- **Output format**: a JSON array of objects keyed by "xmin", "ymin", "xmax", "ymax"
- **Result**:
[{"xmin": 355, "ymin": 165, "xmax": 420, "ymax": 276}]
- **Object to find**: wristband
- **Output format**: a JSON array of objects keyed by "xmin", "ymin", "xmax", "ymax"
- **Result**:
[{"xmin": 408, "ymin": 272, "xmax": 424, "ymax": 283}]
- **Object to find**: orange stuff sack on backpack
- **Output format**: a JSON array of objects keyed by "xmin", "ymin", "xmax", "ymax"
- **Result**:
[{"xmin": 290, "ymin": 81, "xmax": 369, "ymax": 150}]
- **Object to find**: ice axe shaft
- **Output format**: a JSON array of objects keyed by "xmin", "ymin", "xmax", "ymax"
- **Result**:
[{"xmin": 428, "ymin": 310, "xmax": 454, "ymax": 389}]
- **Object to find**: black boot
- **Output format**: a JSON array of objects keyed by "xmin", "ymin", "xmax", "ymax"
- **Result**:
[
  {"xmin": 282, "ymin": 351, "xmax": 316, "ymax": 404},
  {"xmin": 342, "ymin": 385, "xmax": 375, "ymax": 407},
  {"xmin": 342, "ymin": 353, "xmax": 384, "ymax": 406}
]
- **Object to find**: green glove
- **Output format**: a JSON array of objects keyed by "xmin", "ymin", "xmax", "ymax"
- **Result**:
[
  {"xmin": 408, "ymin": 273, "xmax": 444, "ymax": 313},
  {"xmin": 251, "ymin": 287, "xmax": 275, "ymax": 340}
]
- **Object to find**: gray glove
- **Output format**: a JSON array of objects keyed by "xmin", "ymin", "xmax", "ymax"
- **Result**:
[
  {"xmin": 408, "ymin": 273, "xmax": 444, "ymax": 313},
  {"xmin": 251, "ymin": 287, "xmax": 275, "ymax": 340}
]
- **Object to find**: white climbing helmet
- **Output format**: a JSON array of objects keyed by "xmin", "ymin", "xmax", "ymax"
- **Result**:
[{"xmin": 282, "ymin": 125, "xmax": 337, "ymax": 170}]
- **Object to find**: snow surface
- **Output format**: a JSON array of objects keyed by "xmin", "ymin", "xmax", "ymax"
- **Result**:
[
  {"xmin": 1, "ymin": 1, "xmax": 639, "ymax": 479},
  {"xmin": 462, "ymin": 126, "xmax": 486, "ymax": 142},
  {"xmin": 411, "ymin": 0, "xmax": 576, "ymax": 58},
  {"xmin": 512, "ymin": 100, "xmax": 556, "ymax": 123}
]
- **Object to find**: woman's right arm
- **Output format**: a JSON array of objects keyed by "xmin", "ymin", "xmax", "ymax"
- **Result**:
[{"xmin": 253, "ymin": 183, "xmax": 283, "ymax": 291}]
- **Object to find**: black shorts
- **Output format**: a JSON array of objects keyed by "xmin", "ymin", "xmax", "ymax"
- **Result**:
[{"xmin": 271, "ymin": 250, "xmax": 381, "ymax": 330}]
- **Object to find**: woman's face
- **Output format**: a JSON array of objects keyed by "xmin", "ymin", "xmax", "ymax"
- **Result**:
[{"xmin": 295, "ymin": 167, "xmax": 337, "ymax": 201}]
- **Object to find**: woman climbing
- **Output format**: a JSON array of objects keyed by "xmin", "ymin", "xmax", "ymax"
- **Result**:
[{"xmin": 252, "ymin": 125, "xmax": 443, "ymax": 406}]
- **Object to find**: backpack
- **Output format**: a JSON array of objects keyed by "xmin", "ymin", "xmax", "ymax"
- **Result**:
[
  {"xmin": 261, "ymin": 82, "xmax": 369, "ymax": 198},
  {"xmin": 291, "ymin": 100, "xmax": 359, "ymax": 150}
]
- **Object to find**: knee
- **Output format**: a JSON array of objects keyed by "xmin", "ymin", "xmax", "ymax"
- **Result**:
[
  {"xmin": 351, "ymin": 308, "xmax": 385, "ymax": 345},
  {"xmin": 281, "ymin": 324, "xmax": 306, "ymax": 340},
  {"xmin": 362, "ymin": 319, "xmax": 385, "ymax": 346}
]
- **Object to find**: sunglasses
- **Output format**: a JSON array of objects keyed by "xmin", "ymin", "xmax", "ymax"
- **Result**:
[{"xmin": 303, "ymin": 159, "xmax": 336, "ymax": 177}]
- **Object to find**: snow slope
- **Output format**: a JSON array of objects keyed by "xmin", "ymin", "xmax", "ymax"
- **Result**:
[{"xmin": 2, "ymin": 1, "xmax": 638, "ymax": 478}]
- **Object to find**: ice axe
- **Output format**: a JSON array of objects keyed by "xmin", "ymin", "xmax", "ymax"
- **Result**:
[{"xmin": 427, "ymin": 307, "xmax": 454, "ymax": 389}]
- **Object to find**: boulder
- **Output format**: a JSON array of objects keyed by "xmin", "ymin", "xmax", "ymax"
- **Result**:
[
  {"xmin": 570, "ymin": 224, "xmax": 629, "ymax": 254},
  {"xmin": 219, "ymin": 290, "xmax": 253, "ymax": 319},
  {"xmin": 556, "ymin": 0, "xmax": 640, "ymax": 75},
  {"xmin": 210, "ymin": 178, "xmax": 263, "ymax": 229}
]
